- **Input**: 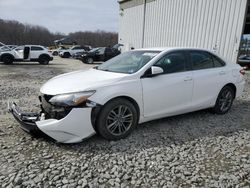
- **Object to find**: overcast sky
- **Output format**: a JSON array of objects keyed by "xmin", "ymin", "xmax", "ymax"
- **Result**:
[{"xmin": 0, "ymin": 0, "xmax": 119, "ymax": 34}]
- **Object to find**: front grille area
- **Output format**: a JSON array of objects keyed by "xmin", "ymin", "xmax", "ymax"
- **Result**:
[{"xmin": 39, "ymin": 95, "xmax": 72, "ymax": 120}]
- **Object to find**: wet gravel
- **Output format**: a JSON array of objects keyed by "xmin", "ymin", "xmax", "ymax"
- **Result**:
[{"xmin": 0, "ymin": 58, "xmax": 250, "ymax": 187}]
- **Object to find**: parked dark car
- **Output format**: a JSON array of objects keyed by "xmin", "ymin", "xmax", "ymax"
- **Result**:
[
  {"xmin": 238, "ymin": 55, "xmax": 250, "ymax": 69},
  {"xmin": 72, "ymin": 51, "xmax": 85, "ymax": 59},
  {"xmin": 80, "ymin": 47, "xmax": 121, "ymax": 64}
]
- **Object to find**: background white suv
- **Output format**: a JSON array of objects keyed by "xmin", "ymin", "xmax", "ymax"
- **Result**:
[
  {"xmin": 59, "ymin": 45, "xmax": 86, "ymax": 58},
  {"xmin": 0, "ymin": 45, "xmax": 53, "ymax": 65}
]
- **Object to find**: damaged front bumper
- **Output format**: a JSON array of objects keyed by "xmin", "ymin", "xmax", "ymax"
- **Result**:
[
  {"xmin": 8, "ymin": 102, "xmax": 46, "ymax": 135},
  {"xmin": 8, "ymin": 102, "xmax": 96, "ymax": 143}
]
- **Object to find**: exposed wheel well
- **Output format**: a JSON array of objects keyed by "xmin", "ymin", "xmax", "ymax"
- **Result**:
[
  {"xmin": 91, "ymin": 96, "xmax": 140, "ymax": 133},
  {"xmin": 223, "ymin": 83, "xmax": 237, "ymax": 98}
]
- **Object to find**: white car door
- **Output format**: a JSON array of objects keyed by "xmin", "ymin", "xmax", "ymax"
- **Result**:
[
  {"xmin": 30, "ymin": 46, "xmax": 44, "ymax": 59},
  {"xmin": 14, "ymin": 46, "xmax": 24, "ymax": 59},
  {"xmin": 189, "ymin": 50, "xmax": 228, "ymax": 109},
  {"xmin": 141, "ymin": 51, "xmax": 193, "ymax": 118}
]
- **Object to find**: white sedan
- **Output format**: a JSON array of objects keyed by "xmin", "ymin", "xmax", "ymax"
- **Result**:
[
  {"xmin": 9, "ymin": 47, "xmax": 246, "ymax": 143},
  {"xmin": 59, "ymin": 46, "xmax": 85, "ymax": 58}
]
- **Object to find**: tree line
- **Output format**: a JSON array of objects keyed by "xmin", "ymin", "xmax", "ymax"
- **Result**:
[{"xmin": 0, "ymin": 19, "xmax": 118, "ymax": 47}]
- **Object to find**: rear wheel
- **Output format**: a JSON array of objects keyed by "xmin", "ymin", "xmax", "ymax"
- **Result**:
[
  {"xmin": 212, "ymin": 86, "xmax": 235, "ymax": 114},
  {"xmin": 2, "ymin": 55, "xmax": 14, "ymax": 64},
  {"xmin": 52, "ymin": 51, "xmax": 58, "ymax": 56},
  {"xmin": 38, "ymin": 55, "xmax": 50, "ymax": 65},
  {"xmin": 96, "ymin": 99, "xmax": 138, "ymax": 140}
]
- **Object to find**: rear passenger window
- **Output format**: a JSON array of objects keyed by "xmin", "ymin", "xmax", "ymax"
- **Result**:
[
  {"xmin": 190, "ymin": 51, "xmax": 214, "ymax": 70},
  {"xmin": 212, "ymin": 55, "xmax": 226, "ymax": 67},
  {"xmin": 31, "ymin": 46, "xmax": 43, "ymax": 51},
  {"xmin": 105, "ymin": 48, "xmax": 112, "ymax": 53},
  {"xmin": 72, "ymin": 47, "xmax": 83, "ymax": 50},
  {"xmin": 155, "ymin": 52, "xmax": 186, "ymax": 74}
]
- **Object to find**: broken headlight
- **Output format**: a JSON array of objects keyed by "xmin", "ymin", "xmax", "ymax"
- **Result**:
[{"xmin": 49, "ymin": 91, "xmax": 95, "ymax": 107}]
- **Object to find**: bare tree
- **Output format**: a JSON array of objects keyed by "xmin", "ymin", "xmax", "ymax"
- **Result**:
[
  {"xmin": 0, "ymin": 19, "xmax": 118, "ymax": 47},
  {"xmin": 68, "ymin": 30, "xmax": 118, "ymax": 47}
]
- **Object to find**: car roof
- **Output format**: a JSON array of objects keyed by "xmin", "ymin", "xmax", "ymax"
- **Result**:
[
  {"xmin": 31, "ymin": 45, "xmax": 44, "ymax": 47},
  {"xmin": 134, "ymin": 47, "xmax": 229, "ymax": 63},
  {"xmin": 20, "ymin": 45, "xmax": 44, "ymax": 47},
  {"xmin": 135, "ymin": 47, "xmax": 213, "ymax": 53}
]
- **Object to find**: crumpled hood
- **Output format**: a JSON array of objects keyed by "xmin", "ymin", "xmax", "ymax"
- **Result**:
[{"xmin": 40, "ymin": 69, "xmax": 127, "ymax": 95}]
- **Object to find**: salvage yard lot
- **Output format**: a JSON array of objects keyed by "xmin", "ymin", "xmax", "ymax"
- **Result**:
[{"xmin": 0, "ymin": 57, "xmax": 250, "ymax": 187}]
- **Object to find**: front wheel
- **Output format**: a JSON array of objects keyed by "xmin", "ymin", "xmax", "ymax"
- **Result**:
[
  {"xmin": 63, "ymin": 52, "xmax": 71, "ymax": 58},
  {"xmin": 86, "ymin": 57, "xmax": 94, "ymax": 64},
  {"xmin": 212, "ymin": 86, "xmax": 235, "ymax": 114},
  {"xmin": 2, "ymin": 55, "xmax": 14, "ymax": 64},
  {"xmin": 96, "ymin": 99, "xmax": 138, "ymax": 140}
]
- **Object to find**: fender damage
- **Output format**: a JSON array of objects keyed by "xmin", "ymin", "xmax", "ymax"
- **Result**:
[{"xmin": 8, "ymin": 98, "xmax": 98, "ymax": 143}]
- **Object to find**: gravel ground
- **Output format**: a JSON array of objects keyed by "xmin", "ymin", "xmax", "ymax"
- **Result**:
[{"xmin": 0, "ymin": 58, "xmax": 250, "ymax": 188}]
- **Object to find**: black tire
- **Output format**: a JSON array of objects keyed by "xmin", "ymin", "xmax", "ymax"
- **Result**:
[
  {"xmin": 81, "ymin": 58, "xmax": 87, "ymax": 64},
  {"xmin": 86, "ymin": 57, "xmax": 94, "ymax": 64},
  {"xmin": 212, "ymin": 86, "xmax": 235, "ymax": 114},
  {"xmin": 1, "ymin": 55, "xmax": 14, "ymax": 64},
  {"xmin": 96, "ymin": 98, "xmax": 138, "ymax": 140},
  {"xmin": 38, "ymin": 55, "xmax": 50, "ymax": 65},
  {"xmin": 63, "ymin": 52, "xmax": 71, "ymax": 58},
  {"xmin": 52, "ymin": 51, "xmax": 58, "ymax": 56}
]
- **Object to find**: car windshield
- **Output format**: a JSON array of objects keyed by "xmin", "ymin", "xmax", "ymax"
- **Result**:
[
  {"xmin": 14, "ymin": 46, "xmax": 24, "ymax": 51},
  {"xmin": 97, "ymin": 48, "xmax": 105, "ymax": 54},
  {"xmin": 96, "ymin": 50, "xmax": 160, "ymax": 74},
  {"xmin": 59, "ymin": 47, "xmax": 68, "ymax": 50},
  {"xmin": 0, "ymin": 46, "xmax": 11, "ymax": 51},
  {"xmin": 89, "ymin": 48, "xmax": 100, "ymax": 52}
]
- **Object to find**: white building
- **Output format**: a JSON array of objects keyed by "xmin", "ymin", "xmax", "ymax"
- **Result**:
[{"xmin": 118, "ymin": 0, "xmax": 250, "ymax": 63}]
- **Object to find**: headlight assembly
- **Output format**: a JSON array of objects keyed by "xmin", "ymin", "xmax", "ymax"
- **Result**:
[{"xmin": 49, "ymin": 91, "xmax": 95, "ymax": 107}]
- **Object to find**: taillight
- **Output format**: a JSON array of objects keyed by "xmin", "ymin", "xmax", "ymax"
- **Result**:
[{"xmin": 240, "ymin": 68, "xmax": 246, "ymax": 75}]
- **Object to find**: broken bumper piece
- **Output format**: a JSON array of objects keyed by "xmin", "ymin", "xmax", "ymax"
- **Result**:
[
  {"xmin": 8, "ymin": 102, "xmax": 46, "ymax": 136},
  {"xmin": 8, "ymin": 102, "xmax": 96, "ymax": 143}
]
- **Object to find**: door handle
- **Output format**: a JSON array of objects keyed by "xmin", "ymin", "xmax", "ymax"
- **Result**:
[
  {"xmin": 219, "ymin": 71, "xmax": 226, "ymax": 75},
  {"xmin": 184, "ymin": 77, "xmax": 192, "ymax": 81}
]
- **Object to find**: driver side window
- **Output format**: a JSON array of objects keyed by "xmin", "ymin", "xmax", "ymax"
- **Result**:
[{"xmin": 155, "ymin": 52, "xmax": 186, "ymax": 74}]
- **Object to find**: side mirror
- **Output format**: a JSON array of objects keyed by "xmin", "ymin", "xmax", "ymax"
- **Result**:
[
  {"xmin": 151, "ymin": 66, "xmax": 164, "ymax": 75},
  {"xmin": 142, "ymin": 66, "xmax": 164, "ymax": 78}
]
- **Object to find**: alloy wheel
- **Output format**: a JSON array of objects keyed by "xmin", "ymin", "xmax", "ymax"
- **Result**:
[
  {"xmin": 218, "ymin": 89, "xmax": 233, "ymax": 112},
  {"xmin": 106, "ymin": 105, "xmax": 133, "ymax": 136}
]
